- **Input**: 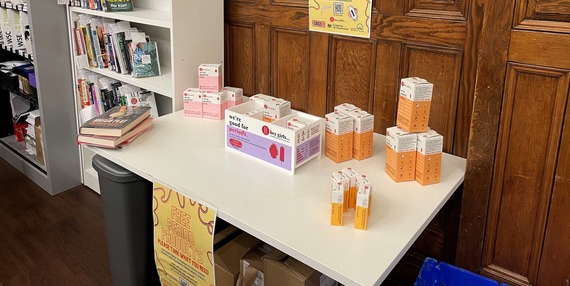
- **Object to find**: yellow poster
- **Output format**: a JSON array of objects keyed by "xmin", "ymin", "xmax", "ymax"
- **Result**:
[
  {"xmin": 309, "ymin": 0, "xmax": 372, "ymax": 38},
  {"xmin": 153, "ymin": 182, "xmax": 217, "ymax": 286}
]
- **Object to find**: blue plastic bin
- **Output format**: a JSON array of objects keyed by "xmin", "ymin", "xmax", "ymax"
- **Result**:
[{"xmin": 414, "ymin": 258, "xmax": 509, "ymax": 286}]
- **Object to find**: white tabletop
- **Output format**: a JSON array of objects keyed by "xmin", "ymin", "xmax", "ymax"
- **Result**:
[{"xmin": 91, "ymin": 111, "xmax": 466, "ymax": 286}]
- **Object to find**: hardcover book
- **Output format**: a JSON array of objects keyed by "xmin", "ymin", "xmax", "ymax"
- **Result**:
[
  {"xmin": 105, "ymin": 0, "xmax": 133, "ymax": 12},
  {"xmin": 131, "ymin": 41, "xmax": 161, "ymax": 78},
  {"xmin": 80, "ymin": 105, "xmax": 151, "ymax": 137},
  {"xmin": 77, "ymin": 117, "xmax": 153, "ymax": 148}
]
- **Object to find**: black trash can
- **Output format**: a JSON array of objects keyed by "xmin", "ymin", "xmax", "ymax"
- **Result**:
[{"xmin": 92, "ymin": 155, "xmax": 160, "ymax": 286}]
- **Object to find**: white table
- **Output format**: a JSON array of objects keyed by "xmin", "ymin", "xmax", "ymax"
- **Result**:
[{"xmin": 90, "ymin": 111, "xmax": 466, "ymax": 286}]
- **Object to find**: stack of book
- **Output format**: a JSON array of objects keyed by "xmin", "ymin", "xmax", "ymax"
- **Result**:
[{"xmin": 77, "ymin": 105, "xmax": 153, "ymax": 148}]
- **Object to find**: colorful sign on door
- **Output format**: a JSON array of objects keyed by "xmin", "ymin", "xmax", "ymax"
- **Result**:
[
  {"xmin": 153, "ymin": 182, "xmax": 217, "ymax": 286},
  {"xmin": 309, "ymin": 0, "xmax": 372, "ymax": 38}
]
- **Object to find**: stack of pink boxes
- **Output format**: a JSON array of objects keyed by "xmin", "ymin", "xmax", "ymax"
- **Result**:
[{"xmin": 183, "ymin": 64, "xmax": 243, "ymax": 120}]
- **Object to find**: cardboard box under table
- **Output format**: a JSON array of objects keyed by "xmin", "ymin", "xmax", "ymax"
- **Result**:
[
  {"xmin": 215, "ymin": 232, "xmax": 262, "ymax": 286},
  {"xmin": 225, "ymin": 100, "xmax": 325, "ymax": 174}
]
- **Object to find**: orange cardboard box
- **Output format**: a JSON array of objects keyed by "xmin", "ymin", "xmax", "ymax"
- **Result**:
[
  {"xmin": 354, "ymin": 178, "xmax": 372, "ymax": 230},
  {"xmin": 263, "ymin": 98, "xmax": 291, "ymax": 123},
  {"xmin": 416, "ymin": 130, "xmax": 443, "ymax": 185},
  {"xmin": 330, "ymin": 176, "xmax": 345, "ymax": 226},
  {"xmin": 346, "ymin": 110, "xmax": 374, "ymax": 160},
  {"xmin": 332, "ymin": 171, "xmax": 350, "ymax": 212},
  {"xmin": 325, "ymin": 112, "xmax": 353, "ymax": 163},
  {"xmin": 341, "ymin": 168, "xmax": 358, "ymax": 209},
  {"xmin": 386, "ymin": 126, "xmax": 417, "ymax": 182},
  {"xmin": 397, "ymin": 77, "xmax": 433, "ymax": 133}
]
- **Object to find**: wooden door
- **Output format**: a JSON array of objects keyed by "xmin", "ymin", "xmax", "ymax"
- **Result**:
[
  {"xmin": 225, "ymin": 0, "xmax": 479, "ymax": 283},
  {"xmin": 457, "ymin": 1, "xmax": 570, "ymax": 285}
]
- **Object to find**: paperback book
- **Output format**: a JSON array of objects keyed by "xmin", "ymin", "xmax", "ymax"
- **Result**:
[
  {"xmin": 80, "ymin": 105, "xmax": 151, "ymax": 137},
  {"xmin": 77, "ymin": 117, "xmax": 153, "ymax": 148},
  {"xmin": 105, "ymin": 0, "xmax": 133, "ymax": 12},
  {"xmin": 130, "ymin": 41, "xmax": 161, "ymax": 78}
]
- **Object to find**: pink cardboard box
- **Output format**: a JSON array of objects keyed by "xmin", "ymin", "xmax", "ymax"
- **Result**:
[
  {"xmin": 199, "ymin": 64, "xmax": 223, "ymax": 93},
  {"xmin": 183, "ymin": 88, "xmax": 203, "ymax": 117},
  {"xmin": 203, "ymin": 91, "xmax": 228, "ymax": 120}
]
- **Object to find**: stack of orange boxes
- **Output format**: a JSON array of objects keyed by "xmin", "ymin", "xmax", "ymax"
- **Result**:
[{"xmin": 386, "ymin": 77, "xmax": 443, "ymax": 185}]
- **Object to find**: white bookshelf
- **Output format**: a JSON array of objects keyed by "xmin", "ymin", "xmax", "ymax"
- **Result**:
[
  {"xmin": 67, "ymin": 0, "xmax": 224, "ymax": 192},
  {"xmin": 85, "ymin": 66, "xmax": 173, "ymax": 97},
  {"xmin": 0, "ymin": 0, "xmax": 82, "ymax": 195},
  {"xmin": 69, "ymin": 6, "xmax": 171, "ymax": 28}
]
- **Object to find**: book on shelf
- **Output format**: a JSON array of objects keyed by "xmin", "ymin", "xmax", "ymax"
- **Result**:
[
  {"xmin": 130, "ymin": 41, "xmax": 161, "ymax": 78},
  {"xmin": 105, "ymin": 0, "xmax": 133, "ymax": 12},
  {"xmin": 77, "ymin": 116, "xmax": 153, "ymax": 148},
  {"xmin": 80, "ymin": 105, "xmax": 150, "ymax": 137}
]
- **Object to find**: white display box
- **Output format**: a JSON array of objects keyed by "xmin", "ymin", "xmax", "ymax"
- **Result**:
[{"xmin": 225, "ymin": 100, "xmax": 324, "ymax": 174}]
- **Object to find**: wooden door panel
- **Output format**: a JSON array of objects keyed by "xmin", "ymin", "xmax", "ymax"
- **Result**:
[
  {"xmin": 537, "ymin": 99, "xmax": 570, "ymax": 285},
  {"xmin": 509, "ymin": 30, "xmax": 570, "ymax": 70},
  {"xmin": 401, "ymin": 45, "xmax": 462, "ymax": 153},
  {"xmin": 515, "ymin": 0, "xmax": 570, "ymax": 31},
  {"xmin": 226, "ymin": 23, "xmax": 256, "ymax": 96},
  {"xmin": 272, "ymin": 28, "xmax": 310, "ymax": 112},
  {"xmin": 327, "ymin": 36, "xmax": 376, "ymax": 113},
  {"xmin": 272, "ymin": 0, "xmax": 307, "ymax": 8},
  {"xmin": 373, "ymin": 16, "xmax": 467, "ymax": 48},
  {"xmin": 405, "ymin": 0, "xmax": 468, "ymax": 20},
  {"xmin": 521, "ymin": 0, "xmax": 570, "ymax": 20},
  {"xmin": 482, "ymin": 64, "xmax": 569, "ymax": 285},
  {"xmin": 373, "ymin": 40, "xmax": 401, "ymax": 134}
]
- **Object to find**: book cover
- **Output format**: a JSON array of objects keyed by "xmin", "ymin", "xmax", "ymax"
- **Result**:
[
  {"xmin": 80, "ymin": 105, "xmax": 151, "ymax": 137},
  {"xmin": 105, "ymin": 0, "xmax": 133, "ymax": 12},
  {"xmin": 127, "ymin": 90, "xmax": 158, "ymax": 118},
  {"xmin": 131, "ymin": 42, "xmax": 161, "ymax": 78},
  {"xmin": 115, "ymin": 31, "xmax": 131, "ymax": 74},
  {"xmin": 77, "ymin": 117, "xmax": 153, "ymax": 148}
]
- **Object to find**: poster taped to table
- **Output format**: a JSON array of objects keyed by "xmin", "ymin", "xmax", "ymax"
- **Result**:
[
  {"xmin": 225, "ymin": 100, "xmax": 325, "ymax": 174},
  {"xmin": 309, "ymin": 0, "xmax": 372, "ymax": 38},
  {"xmin": 153, "ymin": 181, "xmax": 217, "ymax": 286}
]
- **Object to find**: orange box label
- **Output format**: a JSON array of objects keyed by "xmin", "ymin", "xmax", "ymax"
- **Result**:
[
  {"xmin": 397, "ymin": 96, "xmax": 431, "ymax": 133},
  {"xmin": 353, "ymin": 130, "xmax": 374, "ymax": 160},
  {"xmin": 416, "ymin": 130, "xmax": 443, "ymax": 185},
  {"xmin": 386, "ymin": 127, "xmax": 417, "ymax": 182},
  {"xmin": 341, "ymin": 168, "xmax": 359, "ymax": 209},
  {"xmin": 325, "ymin": 130, "xmax": 354, "ymax": 163},
  {"xmin": 385, "ymin": 147, "xmax": 416, "ymax": 182},
  {"xmin": 331, "ymin": 181, "xmax": 344, "ymax": 226},
  {"xmin": 416, "ymin": 153, "xmax": 442, "ymax": 185}
]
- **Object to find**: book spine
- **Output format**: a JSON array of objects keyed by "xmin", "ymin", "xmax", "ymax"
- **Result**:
[
  {"xmin": 115, "ymin": 32, "xmax": 129, "ymax": 75},
  {"xmin": 81, "ymin": 26, "xmax": 96, "ymax": 67},
  {"xmin": 89, "ymin": 23, "xmax": 104, "ymax": 69},
  {"xmin": 106, "ymin": 34, "xmax": 116, "ymax": 72},
  {"xmin": 96, "ymin": 26, "xmax": 108, "ymax": 69}
]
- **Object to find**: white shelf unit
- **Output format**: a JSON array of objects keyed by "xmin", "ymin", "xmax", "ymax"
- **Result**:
[
  {"xmin": 67, "ymin": 0, "xmax": 224, "ymax": 192},
  {"xmin": 0, "ymin": 0, "xmax": 81, "ymax": 195}
]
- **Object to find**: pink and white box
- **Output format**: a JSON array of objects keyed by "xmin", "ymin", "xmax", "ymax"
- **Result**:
[
  {"xmin": 183, "ymin": 88, "xmax": 203, "ymax": 117},
  {"xmin": 203, "ymin": 91, "xmax": 228, "ymax": 120},
  {"xmin": 198, "ymin": 64, "xmax": 223, "ymax": 93},
  {"xmin": 223, "ymin": 86, "xmax": 243, "ymax": 107}
]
